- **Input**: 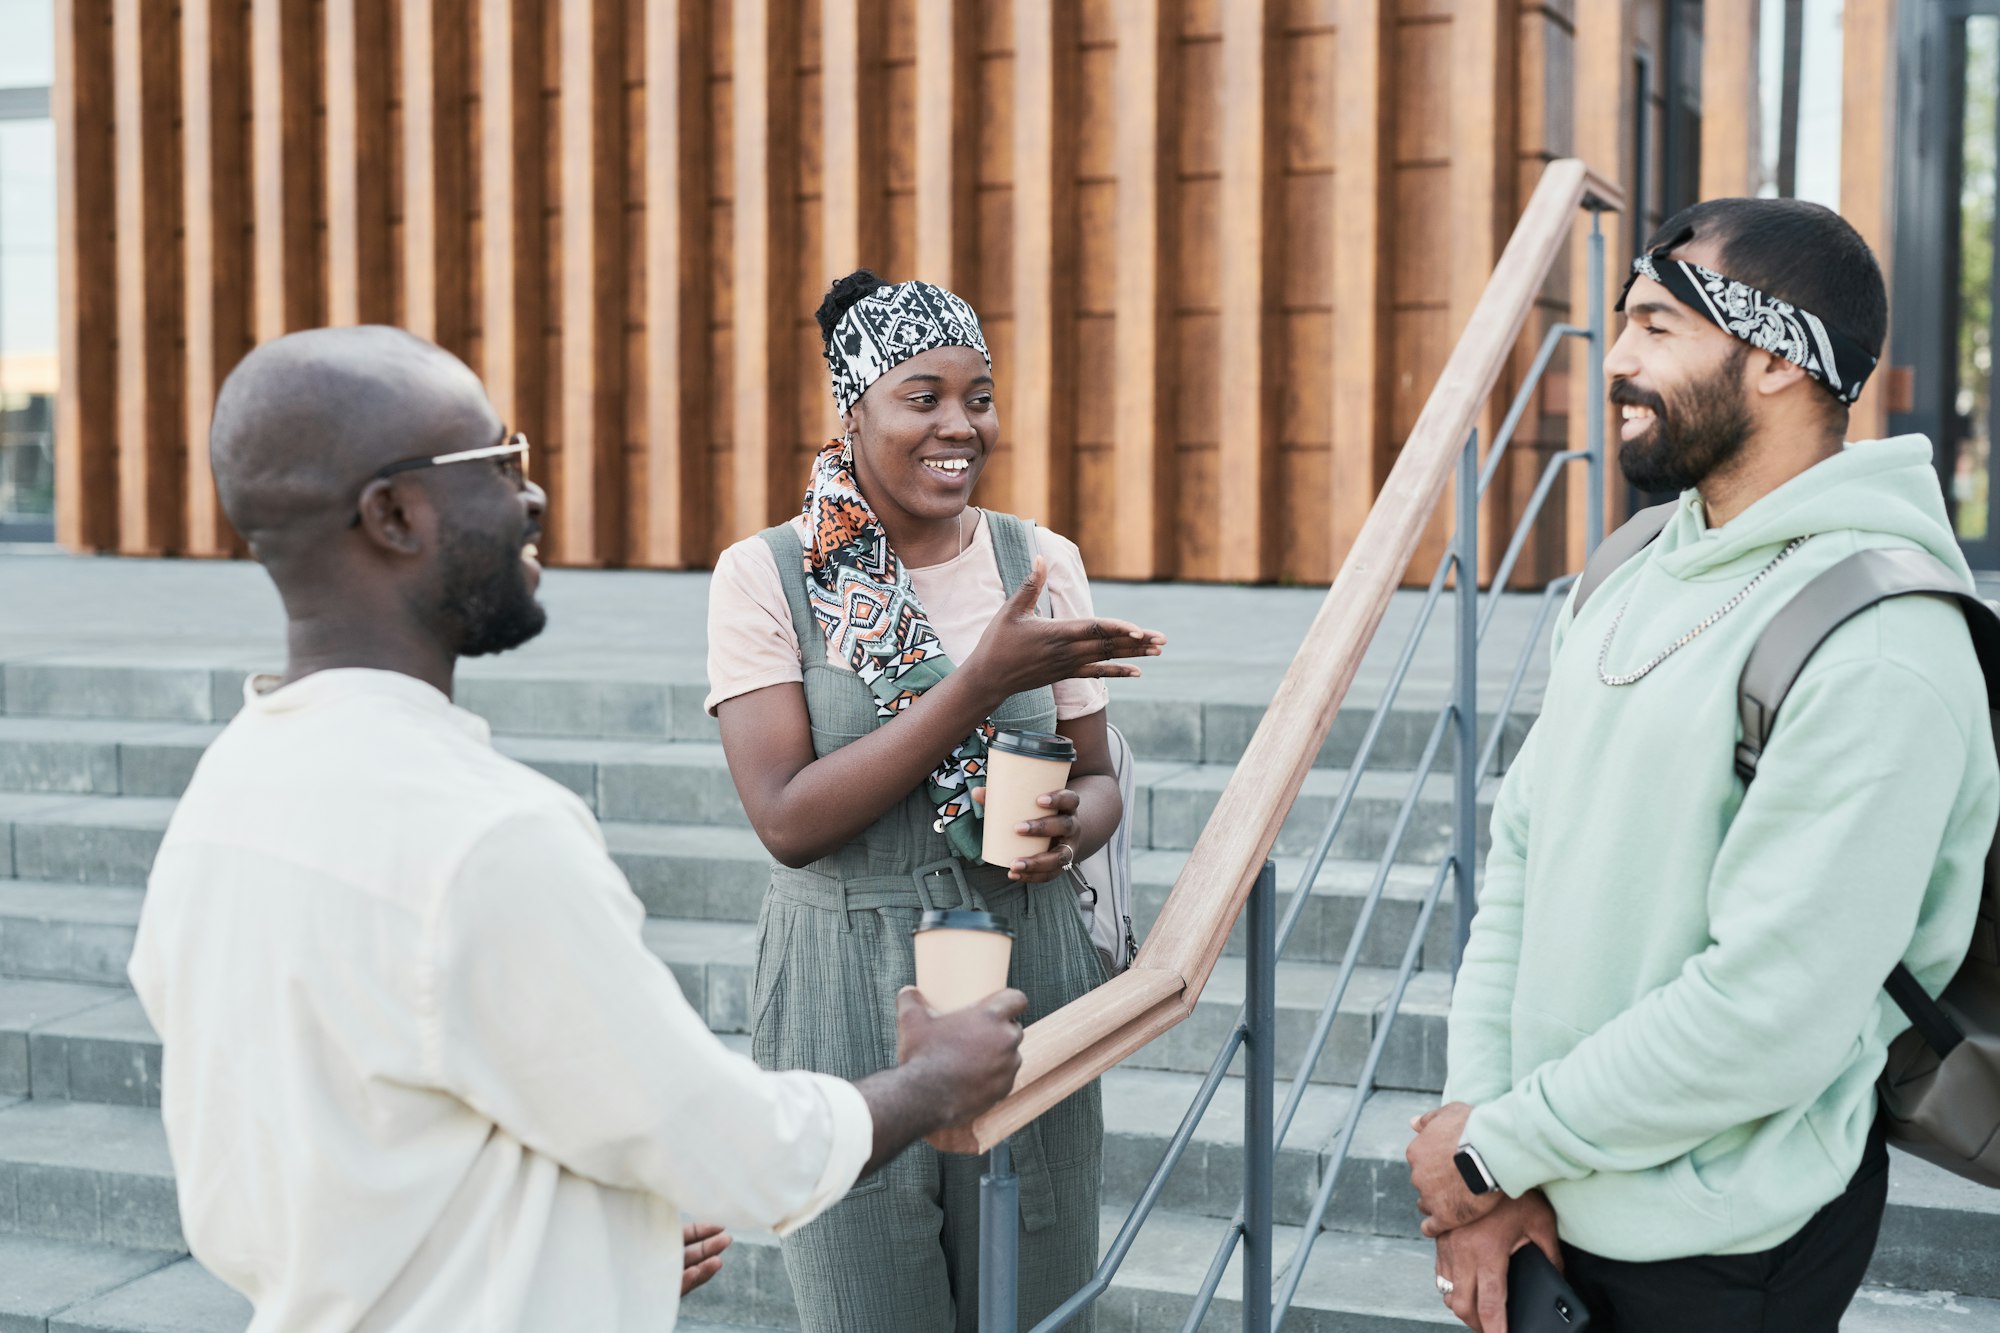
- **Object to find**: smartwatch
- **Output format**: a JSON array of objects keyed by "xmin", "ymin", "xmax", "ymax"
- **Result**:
[{"xmin": 1454, "ymin": 1141, "xmax": 1499, "ymax": 1197}]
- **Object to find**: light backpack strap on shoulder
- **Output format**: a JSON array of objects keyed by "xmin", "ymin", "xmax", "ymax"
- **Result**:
[
  {"xmin": 1572, "ymin": 502, "xmax": 1678, "ymax": 615},
  {"xmin": 1734, "ymin": 547, "xmax": 2000, "ymax": 1188},
  {"xmin": 984, "ymin": 510, "xmax": 1035, "ymax": 594},
  {"xmin": 1734, "ymin": 548, "xmax": 2000, "ymax": 790}
]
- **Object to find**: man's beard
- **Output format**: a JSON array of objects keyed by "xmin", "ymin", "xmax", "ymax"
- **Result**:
[
  {"xmin": 1615, "ymin": 344, "xmax": 1753, "ymax": 494},
  {"xmin": 436, "ymin": 521, "xmax": 548, "ymax": 658}
]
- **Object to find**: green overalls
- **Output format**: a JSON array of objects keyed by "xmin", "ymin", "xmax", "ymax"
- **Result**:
[{"xmin": 750, "ymin": 513, "xmax": 1104, "ymax": 1332}]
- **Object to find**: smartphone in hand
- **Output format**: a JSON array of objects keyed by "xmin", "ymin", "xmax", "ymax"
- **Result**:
[{"xmin": 1508, "ymin": 1244, "xmax": 1591, "ymax": 1332}]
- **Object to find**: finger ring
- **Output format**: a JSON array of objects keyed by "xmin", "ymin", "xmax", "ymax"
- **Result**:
[
  {"xmin": 1435, "ymin": 1275, "xmax": 1454, "ymax": 1298},
  {"xmin": 1059, "ymin": 843, "xmax": 1075, "ymax": 870}
]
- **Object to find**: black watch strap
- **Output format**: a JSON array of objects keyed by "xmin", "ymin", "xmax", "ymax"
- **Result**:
[{"xmin": 1454, "ymin": 1143, "xmax": 1498, "ymax": 1196}]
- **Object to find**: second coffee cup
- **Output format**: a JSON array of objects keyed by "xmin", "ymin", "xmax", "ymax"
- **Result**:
[
  {"xmin": 981, "ymin": 729, "xmax": 1077, "ymax": 867},
  {"xmin": 912, "ymin": 909, "xmax": 1014, "ymax": 1013}
]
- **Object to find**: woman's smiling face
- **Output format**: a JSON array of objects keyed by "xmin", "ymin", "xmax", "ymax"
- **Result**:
[{"xmin": 845, "ymin": 344, "xmax": 996, "ymax": 524}]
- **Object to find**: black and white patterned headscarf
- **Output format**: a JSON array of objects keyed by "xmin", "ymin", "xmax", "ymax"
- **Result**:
[
  {"xmin": 1617, "ymin": 243, "xmax": 1877, "ymax": 405},
  {"xmin": 824, "ymin": 280, "xmax": 991, "ymax": 417}
]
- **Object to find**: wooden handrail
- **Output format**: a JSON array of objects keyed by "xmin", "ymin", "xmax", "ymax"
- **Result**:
[{"xmin": 931, "ymin": 158, "xmax": 1617, "ymax": 1155}]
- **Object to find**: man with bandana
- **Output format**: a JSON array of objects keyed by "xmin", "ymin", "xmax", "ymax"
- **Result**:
[
  {"xmin": 127, "ymin": 326, "xmax": 1035, "ymax": 1332},
  {"xmin": 1404, "ymin": 198, "xmax": 2000, "ymax": 1331}
]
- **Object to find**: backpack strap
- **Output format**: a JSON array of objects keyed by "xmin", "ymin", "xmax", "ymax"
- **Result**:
[
  {"xmin": 1572, "ymin": 502, "xmax": 1678, "ymax": 614},
  {"xmin": 1734, "ymin": 546, "xmax": 2000, "ymax": 1058},
  {"xmin": 758, "ymin": 523, "xmax": 828, "ymax": 667},
  {"xmin": 983, "ymin": 510, "xmax": 1035, "ymax": 595},
  {"xmin": 1734, "ymin": 548, "xmax": 2000, "ymax": 782}
]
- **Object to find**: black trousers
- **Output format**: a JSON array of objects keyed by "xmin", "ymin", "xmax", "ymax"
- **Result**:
[{"xmin": 1558, "ymin": 1117, "xmax": 1890, "ymax": 1333}]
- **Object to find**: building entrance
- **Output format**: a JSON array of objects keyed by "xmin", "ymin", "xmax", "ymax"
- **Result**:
[{"xmin": 1894, "ymin": 1, "xmax": 2000, "ymax": 569}]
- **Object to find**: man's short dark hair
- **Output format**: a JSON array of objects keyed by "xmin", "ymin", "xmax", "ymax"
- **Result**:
[{"xmin": 1644, "ymin": 198, "xmax": 1888, "ymax": 411}]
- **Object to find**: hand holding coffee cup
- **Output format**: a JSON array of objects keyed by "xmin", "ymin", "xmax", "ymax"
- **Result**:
[
  {"xmin": 978, "ymin": 730, "xmax": 1082, "ymax": 879},
  {"xmin": 894, "ymin": 984, "xmax": 1028, "ymax": 1129},
  {"xmin": 966, "ymin": 556, "xmax": 1167, "ymax": 702},
  {"xmin": 970, "ymin": 782, "xmax": 1080, "ymax": 883}
]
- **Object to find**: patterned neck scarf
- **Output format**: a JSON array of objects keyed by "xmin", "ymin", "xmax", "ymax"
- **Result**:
[
  {"xmin": 824, "ymin": 280, "xmax": 991, "ymax": 416},
  {"xmin": 1617, "ymin": 238, "xmax": 1877, "ymax": 405},
  {"xmin": 800, "ymin": 442, "xmax": 993, "ymax": 859}
]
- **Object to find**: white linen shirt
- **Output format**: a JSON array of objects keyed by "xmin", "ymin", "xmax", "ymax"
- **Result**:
[{"xmin": 128, "ymin": 669, "xmax": 871, "ymax": 1332}]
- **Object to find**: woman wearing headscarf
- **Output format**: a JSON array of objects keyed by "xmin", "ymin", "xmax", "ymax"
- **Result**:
[{"xmin": 705, "ymin": 270, "xmax": 1166, "ymax": 1330}]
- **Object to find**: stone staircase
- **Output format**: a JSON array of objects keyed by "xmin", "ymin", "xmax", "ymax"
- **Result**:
[{"xmin": 1, "ymin": 658, "xmax": 1997, "ymax": 1330}]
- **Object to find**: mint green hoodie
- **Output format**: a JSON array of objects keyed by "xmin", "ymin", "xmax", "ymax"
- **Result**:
[{"xmin": 1447, "ymin": 436, "xmax": 2000, "ymax": 1261}]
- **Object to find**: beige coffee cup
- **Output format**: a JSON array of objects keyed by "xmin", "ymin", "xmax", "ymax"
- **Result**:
[
  {"xmin": 981, "ymin": 729, "xmax": 1077, "ymax": 866},
  {"xmin": 912, "ymin": 909, "xmax": 1015, "ymax": 1013}
]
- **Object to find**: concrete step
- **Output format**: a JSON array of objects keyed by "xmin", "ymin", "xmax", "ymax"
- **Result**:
[
  {"xmin": 0, "ymin": 657, "xmax": 1533, "ymax": 776},
  {"xmin": 677, "ymin": 1203, "xmax": 2000, "ymax": 1332},
  {"xmin": 0, "ymin": 793, "xmax": 176, "ymax": 889},
  {"xmin": 1097, "ymin": 1066, "xmax": 2000, "ymax": 1301},
  {"xmin": 0, "ymin": 722, "xmax": 1498, "ymax": 870},
  {"xmin": 0, "ymin": 918, "xmax": 760, "ymax": 1098},
  {"xmin": 0, "ymin": 884, "xmax": 143, "ymax": 988},
  {"xmin": 0, "ymin": 1229, "xmax": 762, "ymax": 1333},
  {"xmin": 0, "ymin": 1236, "xmax": 218, "ymax": 1333},
  {"xmin": 0, "ymin": 936, "xmax": 1450, "ymax": 1100},
  {"xmin": 1116, "ymin": 957, "xmax": 1454, "ymax": 1093},
  {"xmin": 0, "ymin": 976, "xmax": 135, "ymax": 1101},
  {"xmin": 612, "ymin": 830, "xmax": 1458, "ymax": 971},
  {"xmin": 0, "ymin": 1099, "xmax": 182, "ymax": 1251},
  {"xmin": 6, "ymin": 1087, "xmax": 1998, "ymax": 1315},
  {"xmin": 0, "ymin": 800, "xmax": 1463, "ymax": 977}
]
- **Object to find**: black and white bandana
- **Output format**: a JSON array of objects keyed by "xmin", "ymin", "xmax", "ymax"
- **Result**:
[
  {"xmin": 824, "ymin": 280, "xmax": 991, "ymax": 416},
  {"xmin": 1617, "ymin": 248, "xmax": 1877, "ymax": 405}
]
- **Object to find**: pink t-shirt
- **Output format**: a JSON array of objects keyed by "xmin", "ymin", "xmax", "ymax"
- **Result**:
[{"xmin": 703, "ymin": 510, "xmax": 1111, "ymax": 721}]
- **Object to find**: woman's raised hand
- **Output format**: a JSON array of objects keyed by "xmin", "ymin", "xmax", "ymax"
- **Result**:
[{"xmin": 965, "ymin": 557, "xmax": 1166, "ymax": 702}]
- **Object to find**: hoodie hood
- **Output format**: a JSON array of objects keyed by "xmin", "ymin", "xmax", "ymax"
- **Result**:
[{"xmin": 1651, "ymin": 435, "xmax": 1972, "ymax": 585}]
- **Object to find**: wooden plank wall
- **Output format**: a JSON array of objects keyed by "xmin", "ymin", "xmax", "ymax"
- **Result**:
[{"xmin": 57, "ymin": 0, "xmax": 1705, "ymax": 583}]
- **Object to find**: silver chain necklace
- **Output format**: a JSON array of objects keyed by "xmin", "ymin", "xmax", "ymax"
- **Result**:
[{"xmin": 1597, "ymin": 535, "xmax": 1812, "ymax": 686}]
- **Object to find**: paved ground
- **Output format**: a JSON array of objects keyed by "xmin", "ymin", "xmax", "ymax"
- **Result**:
[{"xmin": 0, "ymin": 549, "xmax": 1559, "ymax": 710}]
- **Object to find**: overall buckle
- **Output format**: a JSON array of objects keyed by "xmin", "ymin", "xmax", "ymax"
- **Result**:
[{"xmin": 910, "ymin": 857, "xmax": 973, "ymax": 911}]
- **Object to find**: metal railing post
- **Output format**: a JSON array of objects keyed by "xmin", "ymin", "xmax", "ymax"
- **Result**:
[
  {"xmin": 1242, "ymin": 861, "xmax": 1276, "ymax": 1333},
  {"xmin": 981, "ymin": 1141, "xmax": 1019, "ymax": 1332},
  {"xmin": 1453, "ymin": 431, "xmax": 1479, "ymax": 970},
  {"xmin": 1586, "ymin": 205, "xmax": 1609, "ymax": 554}
]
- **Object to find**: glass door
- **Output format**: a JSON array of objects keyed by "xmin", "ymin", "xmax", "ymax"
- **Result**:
[{"xmin": 1897, "ymin": 2, "xmax": 2000, "ymax": 569}]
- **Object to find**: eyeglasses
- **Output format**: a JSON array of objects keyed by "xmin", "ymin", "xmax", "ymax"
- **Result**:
[{"xmin": 350, "ymin": 431, "xmax": 531, "ymax": 527}]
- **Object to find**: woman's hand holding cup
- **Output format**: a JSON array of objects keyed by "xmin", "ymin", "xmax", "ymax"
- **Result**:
[
  {"xmin": 971, "ymin": 786, "xmax": 1079, "ymax": 883},
  {"xmin": 965, "ymin": 556, "xmax": 1165, "ymax": 704}
]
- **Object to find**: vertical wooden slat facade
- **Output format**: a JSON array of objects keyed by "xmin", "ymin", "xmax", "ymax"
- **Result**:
[
  {"xmin": 111, "ymin": 0, "xmax": 183, "ymax": 555},
  {"xmin": 641, "ymin": 0, "xmax": 708, "ymax": 567},
  {"xmin": 52, "ymin": 0, "xmax": 1899, "ymax": 582},
  {"xmin": 249, "ymin": 0, "xmax": 320, "ymax": 342},
  {"xmin": 557, "ymin": 0, "xmax": 625, "ymax": 564},
  {"xmin": 1008, "ymin": 0, "xmax": 1075, "ymax": 533},
  {"xmin": 325, "ymin": 0, "xmax": 392, "ymax": 328},
  {"xmin": 55, "ymin": 0, "xmax": 117, "ymax": 552},
  {"xmin": 1840, "ymin": 0, "xmax": 1897, "ymax": 445},
  {"xmin": 728, "ymin": 0, "xmax": 793, "ymax": 539},
  {"xmin": 479, "ymin": 0, "xmax": 544, "ymax": 488},
  {"xmin": 1213, "ymin": 0, "xmax": 1277, "ymax": 583},
  {"xmin": 911, "ymin": 0, "xmax": 975, "ymax": 293},
  {"xmin": 1701, "ymin": 0, "xmax": 1761, "ymax": 199},
  {"xmin": 181, "ymin": 0, "xmax": 250, "ymax": 557},
  {"xmin": 1329, "ymin": 0, "xmax": 1387, "ymax": 580},
  {"xmin": 1108, "ymin": 0, "xmax": 1174, "ymax": 583}
]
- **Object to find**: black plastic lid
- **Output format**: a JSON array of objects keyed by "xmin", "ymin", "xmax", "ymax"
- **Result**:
[
  {"xmin": 990, "ymin": 729, "xmax": 1076, "ymax": 761},
  {"xmin": 915, "ymin": 909, "xmax": 1013, "ymax": 936}
]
